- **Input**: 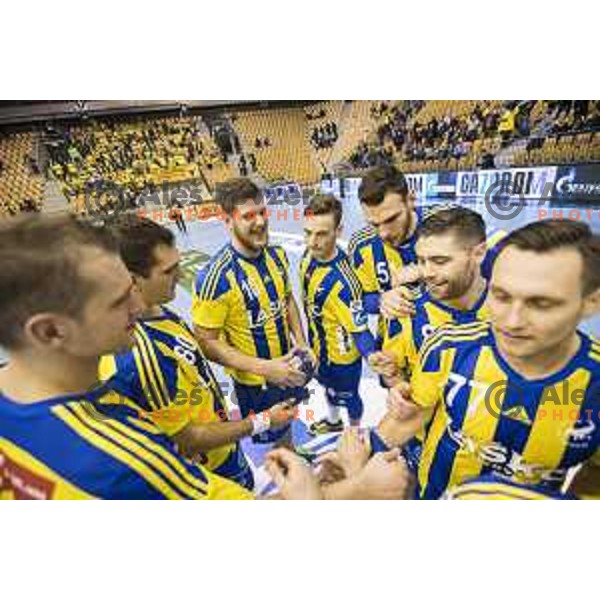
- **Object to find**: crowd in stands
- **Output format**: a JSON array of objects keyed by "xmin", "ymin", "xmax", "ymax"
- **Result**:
[
  {"xmin": 349, "ymin": 100, "xmax": 508, "ymax": 170},
  {"xmin": 46, "ymin": 116, "xmax": 234, "ymax": 214},
  {"xmin": 345, "ymin": 100, "xmax": 600, "ymax": 173},
  {"xmin": 305, "ymin": 105, "xmax": 328, "ymax": 120},
  {"xmin": 238, "ymin": 152, "xmax": 257, "ymax": 177},
  {"xmin": 2, "ymin": 101, "xmax": 600, "ymax": 219},
  {"xmin": 0, "ymin": 131, "xmax": 44, "ymax": 216},
  {"xmin": 541, "ymin": 100, "xmax": 600, "ymax": 135},
  {"xmin": 254, "ymin": 136, "xmax": 272, "ymax": 148},
  {"xmin": 303, "ymin": 101, "xmax": 344, "ymax": 175},
  {"xmin": 310, "ymin": 121, "xmax": 338, "ymax": 150}
]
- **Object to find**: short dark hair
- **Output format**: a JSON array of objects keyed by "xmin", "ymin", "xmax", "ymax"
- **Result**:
[
  {"xmin": 358, "ymin": 165, "xmax": 409, "ymax": 207},
  {"xmin": 304, "ymin": 193, "xmax": 343, "ymax": 228},
  {"xmin": 0, "ymin": 214, "xmax": 119, "ymax": 349},
  {"xmin": 214, "ymin": 177, "xmax": 261, "ymax": 216},
  {"xmin": 418, "ymin": 206, "xmax": 486, "ymax": 245},
  {"xmin": 110, "ymin": 215, "xmax": 174, "ymax": 278},
  {"xmin": 499, "ymin": 219, "xmax": 600, "ymax": 295}
]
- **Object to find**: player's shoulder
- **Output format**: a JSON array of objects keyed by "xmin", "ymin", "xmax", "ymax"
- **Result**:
[
  {"xmin": 348, "ymin": 225, "xmax": 378, "ymax": 255},
  {"xmin": 159, "ymin": 305, "xmax": 185, "ymax": 325},
  {"xmin": 151, "ymin": 306, "xmax": 194, "ymax": 338},
  {"xmin": 266, "ymin": 244, "xmax": 289, "ymax": 268},
  {"xmin": 444, "ymin": 475, "xmax": 573, "ymax": 500},
  {"xmin": 419, "ymin": 320, "xmax": 492, "ymax": 358},
  {"xmin": 582, "ymin": 332, "xmax": 600, "ymax": 371},
  {"xmin": 299, "ymin": 249, "xmax": 312, "ymax": 273},
  {"xmin": 333, "ymin": 251, "xmax": 363, "ymax": 295},
  {"xmin": 56, "ymin": 400, "xmax": 211, "ymax": 499},
  {"xmin": 194, "ymin": 244, "xmax": 234, "ymax": 300}
]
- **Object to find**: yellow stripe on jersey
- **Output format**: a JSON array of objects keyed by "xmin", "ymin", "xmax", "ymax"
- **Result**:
[
  {"xmin": 129, "ymin": 340, "xmax": 162, "ymax": 411},
  {"xmin": 65, "ymin": 403, "xmax": 210, "ymax": 496},
  {"xmin": 383, "ymin": 294, "xmax": 490, "ymax": 377},
  {"xmin": 418, "ymin": 321, "xmax": 491, "ymax": 365},
  {"xmin": 70, "ymin": 403, "xmax": 212, "ymax": 494},
  {"xmin": 99, "ymin": 390, "xmax": 146, "ymax": 415},
  {"xmin": 413, "ymin": 322, "xmax": 600, "ymax": 499},
  {"xmin": 301, "ymin": 250, "xmax": 369, "ymax": 365},
  {"xmin": 444, "ymin": 346, "xmax": 506, "ymax": 487},
  {"xmin": 521, "ymin": 368, "xmax": 593, "ymax": 469},
  {"xmin": 239, "ymin": 259, "xmax": 281, "ymax": 359},
  {"xmin": 446, "ymin": 481, "xmax": 559, "ymax": 500},
  {"xmin": 134, "ymin": 327, "xmax": 171, "ymax": 410},
  {"xmin": 338, "ymin": 259, "xmax": 362, "ymax": 300},
  {"xmin": 126, "ymin": 416, "xmax": 165, "ymax": 436},
  {"xmin": 53, "ymin": 404, "xmax": 201, "ymax": 499},
  {"xmin": 193, "ymin": 246, "xmax": 292, "ymax": 386},
  {"xmin": 200, "ymin": 249, "xmax": 231, "ymax": 301},
  {"xmin": 269, "ymin": 247, "xmax": 291, "ymax": 296},
  {"xmin": 101, "ymin": 309, "xmax": 236, "ymax": 471}
]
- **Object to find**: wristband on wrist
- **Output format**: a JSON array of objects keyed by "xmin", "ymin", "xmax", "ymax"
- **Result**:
[
  {"xmin": 369, "ymin": 428, "xmax": 392, "ymax": 454},
  {"xmin": 251, "ymin": 410, "xmax": 271, "ymax": 436}
]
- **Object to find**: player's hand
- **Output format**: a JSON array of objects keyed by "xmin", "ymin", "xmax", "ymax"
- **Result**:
[
  {"xmin": 316, "ymin": 457, "xmax": 346, "ymax": 485},
  {"xmin": 353, "ymin": 449, "xmax": 410, "ymax": 500},
  {"xmin": 265, "ymin": 448, "xmax": 323, "ymax": 500},
  {"xmin": 262, "ymin": 353, "xmax": 306, "ymax": 388},
  {"xmin": 292, "ymin": 345, "xmax": 316, "ymax": 363},
  {"xmin": 336, "ymin": 427, "xmax": 371, "ymax": 476},
  {"xmin": 368, "ymin": 351, "xmax": 399, "ymax": 379},
  {"xmin": 318, "ymin": 427, "xmax": 371, "ymax": 480},
  {"xmin": 390, "ymin": 263, "xmax": 422, "ymax": 288},
  {"xmin": 386, "ymin": 382, "xmax": 420, "ymax": 420},
  {"xmin": 269, "ymin": 401, "xmax": 297, "ymax": 427},
  {"xmin": 380, "ymin": 286, "xmax": 418, "ymax": 320}
]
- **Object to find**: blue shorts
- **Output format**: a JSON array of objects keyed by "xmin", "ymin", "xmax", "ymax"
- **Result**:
[
  {"xmin": 233, "ymin": 382, "xmax": 310, "ymax": 444},
  {"xmin": 317, "ymin": 361, "xmax": 363, "ymax": 422},
  {"xmin": 212, "ymin": 443, "xmax": 255, "ymax": 491}
]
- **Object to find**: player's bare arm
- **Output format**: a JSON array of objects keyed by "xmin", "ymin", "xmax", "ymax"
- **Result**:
[
  {"xmin": 368, "ymin": 350, "xmax": 403, "ymax": 385},
  {"xmin": 173, "ymin": 401, "xmax": 297, "ymax": 458},
  {"xmin": 194, "ymin": 325, "xmax": 306, "ymax": 388},
  {"xmin": 322, "ymin": 449, "xmax": 410, "ymax": 500},
  {"xmin": 569, "ymin": 460, "xmax": 600, "ymax": 499},
  {"xmin": 380, "ymin": 264, "xmax": 421, "ymax": 319},
  {"xmin": 376, "ymin": 382, "xmax": 431, "ymax": 448}
]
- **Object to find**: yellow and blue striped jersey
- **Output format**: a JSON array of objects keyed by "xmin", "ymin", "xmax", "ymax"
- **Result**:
[
  {"xmin": 444, "ymin": 475, "xmax": 574, "ymax": 500},
  {"xmin": 411, "ymin": 321, "xmax": 600, "ymax": 499},
  {"xmin": 299, "ymin": 248, "xmax": 370, "ymax": 366},
  {"xmin": 348, "ymin": 221, "xmax": 420, "ymax": 296},
  {"xmin": 99, "ymin": 306, "xmax": 238, "ymax": 476},
  {"xmin": 383, "ymin": 286, "xmax": 490, "ymax": 377},
  {"xmin": 348, "ymin": 207, "xmax": 505, "ymax": 296},
  {"xmin": 192, "ymin": 244, "xmax": 292, "ymax": 386},
  {"xmin": 0, "ymin": 384, "xmax": 252, "ymax": 500}
]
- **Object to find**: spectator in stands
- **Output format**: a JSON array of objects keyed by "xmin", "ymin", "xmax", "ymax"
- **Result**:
[
  {"xmin": 479, "ymin": 149, "xmax": 495, "ymax": 169},
  {"xmin": 248, "ymin": 153, "xmax": 257, "ymax": 172},
  {"xmin": 239, "ymin": 155, "xmax": 248, "ymax": 177}
]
